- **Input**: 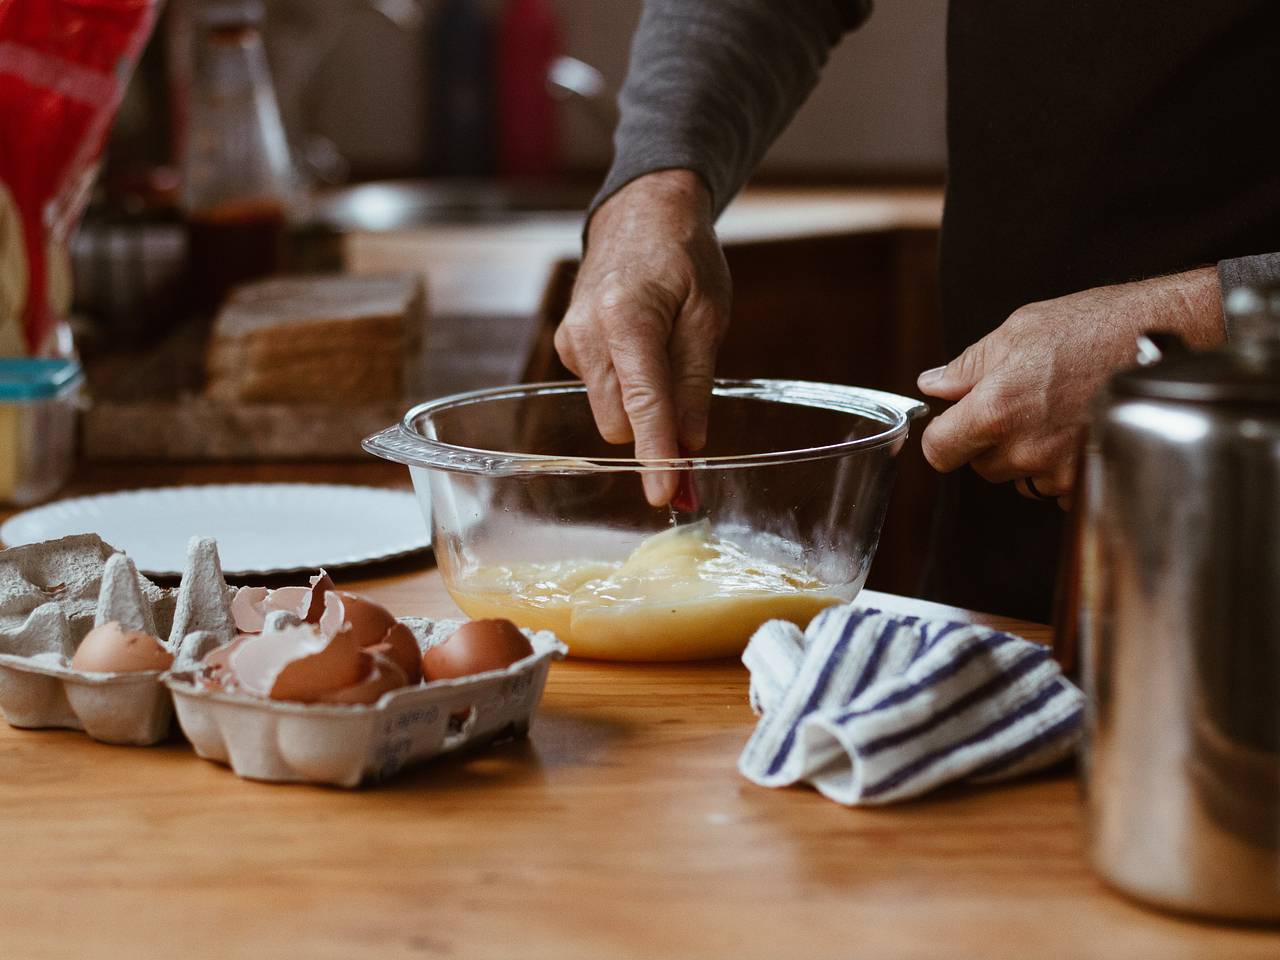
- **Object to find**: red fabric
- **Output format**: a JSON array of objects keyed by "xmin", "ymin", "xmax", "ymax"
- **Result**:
[{"xmin": 0, "ymin": 0, "xmax": 159, "ymax": 354}]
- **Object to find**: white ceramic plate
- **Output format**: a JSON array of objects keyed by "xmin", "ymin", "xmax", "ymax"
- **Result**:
[{"xmin": 0, "ymin": 483, "xmax": 431, "ymax": 577}]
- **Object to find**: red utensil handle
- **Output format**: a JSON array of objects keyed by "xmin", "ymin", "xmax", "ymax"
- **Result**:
[{"xmin": 671, "ymin": 444, "xmax": 701, "ymax": 514}]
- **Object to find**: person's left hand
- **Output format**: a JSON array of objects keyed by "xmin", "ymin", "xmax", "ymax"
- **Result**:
[{"xmin": 916, "ymin": 266, "xmax": 1225, "ymax": 507}]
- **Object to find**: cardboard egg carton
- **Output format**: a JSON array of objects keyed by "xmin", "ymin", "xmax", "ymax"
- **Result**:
[
  {"xmin": 1, "ymin": 532, "xmax": 568, "ymax": 783},
  {"xmin": 0, "ymin": 535, "xmax": 236, "ymax": 745},
  {"xmin": 167, "ymin": 620, "xmax": 565, "ymax": 788}
]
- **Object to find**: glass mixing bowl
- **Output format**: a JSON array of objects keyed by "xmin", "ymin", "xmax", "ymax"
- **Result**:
[{"xmin": 364, "ymin": 380, "xmax": 927, "ymax": 661}]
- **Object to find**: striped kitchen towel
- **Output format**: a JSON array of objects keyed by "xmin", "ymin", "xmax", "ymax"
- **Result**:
[{"xmin": 738, "ymin": 604, "xmax": 1083, "ymax": 805}]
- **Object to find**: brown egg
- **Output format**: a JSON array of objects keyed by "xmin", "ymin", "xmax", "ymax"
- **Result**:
[
  {"xmin": 421, "ymin": 619, "xmax": 533, "ymax": 681},
  {"xmin": 317, "ymin": 652, "xmax": 409, "ymax": 704},
  {"xmin": 230, "ymin": 623, "xmax": 365, "ymax": 702},
  {"xmin": 72, "ymin": 621, "xmax": 174, "ymax": 673},
  {"xmin": 334, "ymin": 592, "xmax": 398, "ymax": 648},
  {"xmin": 367, "ymin": 621, "xmax": 422, "ymax": 683}
]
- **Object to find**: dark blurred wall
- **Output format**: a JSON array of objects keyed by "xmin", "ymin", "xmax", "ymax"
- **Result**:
[{"xmin": 263, "ymin": 0, "xmax": 946, "ymax": 180}]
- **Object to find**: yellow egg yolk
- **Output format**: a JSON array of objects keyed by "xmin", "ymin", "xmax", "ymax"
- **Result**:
[{"xmin": 446, "ymin": 522, "xmax": 843, "ymax": 661}]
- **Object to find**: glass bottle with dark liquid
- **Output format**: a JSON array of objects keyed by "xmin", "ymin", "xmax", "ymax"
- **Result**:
[
  {"xmin": 185, "ymin": 196, "xmax": 284, "ymax": 311},
  {"xmin": 180, "ymin": 1, "xmax": 293, "ymax": 312}
]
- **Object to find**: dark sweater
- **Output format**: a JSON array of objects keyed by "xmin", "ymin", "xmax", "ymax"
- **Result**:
[{"xmin": 593, "ymin": 0, "xmax": 1280, "ymax": 620}]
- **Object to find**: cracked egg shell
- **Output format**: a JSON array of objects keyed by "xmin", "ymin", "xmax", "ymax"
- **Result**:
[
  {"xmin": 265, "ymin": 585, "xmax": 311, "ymax": 615},
  {"xmin": 71, "ymin": 621, "xmax": 174, "ymax": 673},
  {"xmin": 332, "ymin": 592, "xmax": 398, "ymax": 648},
  {"xmin": 229, "ymin": 586, "xmax": 270, "ymax": 633},
  {"xmin": 421, "ymin": 619, "xmax": 533, "ymax": 681},
  {"xmin": 305, "ymin": 570, "xmax": 337, "ymax": 621},
  {"xmin": 230, "ymin": 585, "xmax": 314, "ymax": 634},
  {"xmin": 230, "ymin": 623, "xmax": 365, "ymax": 702},
  {"xmin": 199, "ymin": 635, "xmax": 250, "ymax": 690},
  {"xmin": 317, "ymin": 651, "xmax": 409, "ymax": 704},
  {"xmin": 367, "ymin": 621, "xmax": 422, "ymax": 683}
]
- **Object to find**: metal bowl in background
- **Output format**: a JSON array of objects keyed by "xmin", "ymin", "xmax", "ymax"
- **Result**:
[{"xmin": 304, "ymin": 178, "xmax": 595, "ymax": 231}]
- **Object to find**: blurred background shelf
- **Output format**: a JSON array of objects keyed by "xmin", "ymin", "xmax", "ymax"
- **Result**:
[{"xmin": 344, "ymin": 185, "xmax": 944, "ymax": 401}]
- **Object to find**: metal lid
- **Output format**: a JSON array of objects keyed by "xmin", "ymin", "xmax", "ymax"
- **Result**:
[
  {"xmin": 0, "ymin": 358, "xmax": 84, "ymax": 402},
  {"xmin": 1112, "ymin": 289, "xmax": 1280, "ymax": 404}
]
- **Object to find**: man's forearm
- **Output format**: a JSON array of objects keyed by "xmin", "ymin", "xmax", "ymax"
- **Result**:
[
  {"xmin": 1220, "ymin": 251, "xmax": 1280, "ymax": 338},
  {"xmin": 592, "ymin": 0, "xmax": 868, "ymax": 220}
]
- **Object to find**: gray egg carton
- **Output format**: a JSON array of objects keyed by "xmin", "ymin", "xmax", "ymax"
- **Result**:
[
  {"xmin": 0, "ymin": 534, "xmax": 236, "ymax": 745},
  {"xmin": 166, "ymin": 619, "xmax": 566, "ymax": 788},
  {"xmin": 0, "ymin": 647, "xmax": 178, "ymax": 744},
  {"xmin": 1, "ymin": 534, "xmax": 568, "ymax": 781}
]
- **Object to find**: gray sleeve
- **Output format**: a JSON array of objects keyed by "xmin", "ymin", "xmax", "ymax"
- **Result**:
[
  {"xmin": 1219, "ymin": 252, "xmax": 1280, "ymax": 339},
  {"xmin": 590, "ymin": 0, "xmax": 870, "ymax": 220}
]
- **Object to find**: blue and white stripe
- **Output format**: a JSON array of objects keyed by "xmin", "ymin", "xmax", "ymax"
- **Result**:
[{"xmin": 738, "ymin": 605, "xmax": 1083, "ymax": 805}]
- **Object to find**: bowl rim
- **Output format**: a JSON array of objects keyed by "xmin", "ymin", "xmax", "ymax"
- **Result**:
[{"xmin": 363, "ymin": 379, "xmax": 928, "ymax": 474}]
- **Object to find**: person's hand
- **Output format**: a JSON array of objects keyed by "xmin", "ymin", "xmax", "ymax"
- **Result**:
[
  {"xmin": 555, "ymin": 169, "xmax": 732, "ymax": 505},
  {"xmin": 916, "ymin": 267, "xmax": 1225, "ymax": 507}
]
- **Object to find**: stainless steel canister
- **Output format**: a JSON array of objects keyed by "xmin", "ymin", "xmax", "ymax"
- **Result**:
[{"xmin": 1081, "ymin": 298, "xmax": 1280, "ymax": 921}]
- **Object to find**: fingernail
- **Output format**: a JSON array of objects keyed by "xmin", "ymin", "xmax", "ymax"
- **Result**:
[
  {"xmin": 642, "ymin": 471, "xmax": 676, "ymax": 508},
  {"xmin": 917, "ymin": 366, "xmax": 946, "ymax": 387}
]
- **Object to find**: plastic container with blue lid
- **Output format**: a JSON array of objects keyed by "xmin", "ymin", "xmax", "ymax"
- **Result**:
[{"xmin": 0, "ymin": 358, "xmax": 84, "ymax": 506}]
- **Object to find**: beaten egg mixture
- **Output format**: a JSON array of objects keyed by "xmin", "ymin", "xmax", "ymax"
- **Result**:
[{"xmin": 446, "ymin": 521, "xmax": 843, "ymax": 660}]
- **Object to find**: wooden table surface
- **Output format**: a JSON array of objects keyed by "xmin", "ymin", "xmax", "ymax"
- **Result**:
[{"xmin": 2, "ymin": 463, "xmax": 1278, "ymax": 960}]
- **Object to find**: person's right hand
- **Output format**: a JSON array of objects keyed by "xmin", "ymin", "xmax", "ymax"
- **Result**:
[{"xmin": 555, "ymin": 169, "xmax": 732, "ymax": 506}]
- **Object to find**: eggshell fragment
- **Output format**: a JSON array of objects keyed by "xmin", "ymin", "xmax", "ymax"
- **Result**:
[
  {"xmin": 230, "ymin": 587, "xmax": 271, "ymax": 633},
  {"xmin": 316, "ymin": 652, "xmax": 408, "ymax": 704},
  {"xmin": 367, "ymin": 621, "xmax": 422, "ymax": 683},
  {"xmin": 422, "ymin": 619, "xmax": 533, "ymax": 681},
  {"xmin": 264, "ymin": 610, "xmax": 305, "ymax": 633},
  {"xmin": 199, "ymin": 635, "xmax": 249, "ymax": 690},
  {"xmin": 221, "ymin": 576, "xmax": 410, "ymax": 698},
  {"xmin": 317, "ymin": 590, "xmax": 347, "ymax": 638},
  {"xmin": 264, "ymin": 586, "xmax": 311, "ymax": 619},
  {"xmin": 230, "ymin": 623, "xmax": 364, "ymax": 703},
  {"xmin": 71, "ymin": 621, "xmax": 174, "ymax": 673},
  {"xmin": 305, "ymin": 570, "xmax": 337, "ymax": 622},
  {"xmin": 335, "ymin": 592, "xmax": 397, "ymax": 648},
  {"xmin": 229, "ymin": 576, "xmax": 400, "ymax": 647}
]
